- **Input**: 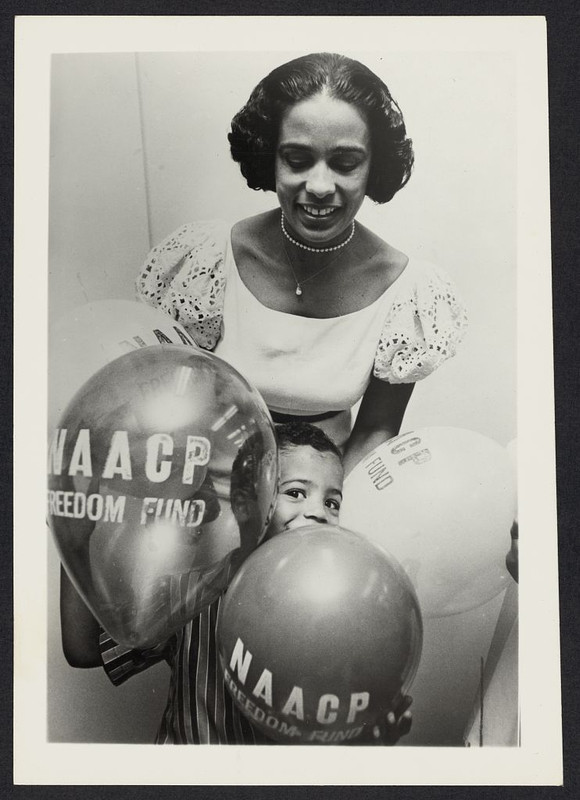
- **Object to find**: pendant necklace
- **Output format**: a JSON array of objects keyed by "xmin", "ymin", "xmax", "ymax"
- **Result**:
[{"xmin": 280, "ymin": 212, "xmax": 356, "ymax": 296}]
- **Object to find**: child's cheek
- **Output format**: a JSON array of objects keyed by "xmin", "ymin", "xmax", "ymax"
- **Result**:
[{"xmin": 263, "ymin": 502, "xmax": 289, "ymax": 540}]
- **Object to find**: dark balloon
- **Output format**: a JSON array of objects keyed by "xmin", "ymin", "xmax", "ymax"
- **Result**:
[
  {"xmin": 48, "ymin": 345, "xmax": 278, "ymax": 649},
  {"xmin": 217, "ymin": 525, "xmax": 422, "ymax": 745}
]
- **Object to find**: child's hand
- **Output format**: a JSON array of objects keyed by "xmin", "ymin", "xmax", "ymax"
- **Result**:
[
  {"xmin": 371, "ymin": 694, "xmax": 413, "ymax": 745},
  {"xmin": 506, "ymin": 520, "xmax": 519, "ymax": 583}
]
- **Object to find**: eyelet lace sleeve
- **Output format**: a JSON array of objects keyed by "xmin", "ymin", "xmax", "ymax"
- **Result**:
[
  {"xmin": 136, "ymin": 221, "xmax": 228, "ymax": 350},
  {"xmin": 374, "ymin": 262, "xmax": 469, "ymax": 383}
]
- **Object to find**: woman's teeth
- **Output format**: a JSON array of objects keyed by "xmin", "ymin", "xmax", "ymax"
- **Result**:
[{"xmin": 302, "ymin": 206, "xmax": 336, "ymax": 217}]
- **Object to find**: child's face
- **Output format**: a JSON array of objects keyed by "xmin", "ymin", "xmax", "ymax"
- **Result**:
[{"xmin": 267, "ymin": 444, "xmax": 344, "ymax": 538}]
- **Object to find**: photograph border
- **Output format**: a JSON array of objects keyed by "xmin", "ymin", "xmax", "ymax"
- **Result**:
[{"xmin": 11, "ymin": 11, "xmax": 567, "ymax": 790}]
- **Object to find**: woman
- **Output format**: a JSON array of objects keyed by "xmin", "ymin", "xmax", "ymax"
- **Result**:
[{"xmin": 137, "ymin": 52, "xmax": 468, "ymax": 472}]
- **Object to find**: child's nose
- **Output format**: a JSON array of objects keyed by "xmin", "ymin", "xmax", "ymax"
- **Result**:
[{"xmin": 304, "ymin": 499, "xmax": 329, "ymax": 525}]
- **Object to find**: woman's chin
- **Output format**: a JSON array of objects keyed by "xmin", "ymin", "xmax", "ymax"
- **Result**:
[{"xmin": 288, "ymin": 209, "xmax": 351, "ymax": 247}]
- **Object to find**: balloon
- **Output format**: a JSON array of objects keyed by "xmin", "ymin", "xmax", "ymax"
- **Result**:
[
  {"xmin": 506, "ymin": 437, "xmax": 517, "ymax": 473},
  {"xmin": 47, "ymin": 345, "xmax": 278, "ymax": 649},
  {"xmin": 48, "ymin": 300, "xmax": 197, "ymax": 436},
  {"xmin": 340, "ymin": 427, "xmax": 517, "ymax": 618},
  {"xmin": 217, "ymin": 525, "xmax": 422, "ymax": 745}
]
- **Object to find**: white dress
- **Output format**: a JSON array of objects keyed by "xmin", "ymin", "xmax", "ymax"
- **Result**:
[{"xmin": 136, "ymin": 221, "xmax": 468, "ymax": 446}]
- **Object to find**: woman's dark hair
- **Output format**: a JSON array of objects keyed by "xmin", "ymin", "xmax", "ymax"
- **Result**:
[{"xmin": 228, "ymin": 52, "xmax": 414, "ymax": 204}]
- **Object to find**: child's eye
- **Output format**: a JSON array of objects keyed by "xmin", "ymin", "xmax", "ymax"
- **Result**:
[
  {"xmin": 326, "ymin": 498, "xmax": 341, "ymax": 512},
  {"xmin": 285, "ymin": 488, "xmax": 306, "ymax": 499}
]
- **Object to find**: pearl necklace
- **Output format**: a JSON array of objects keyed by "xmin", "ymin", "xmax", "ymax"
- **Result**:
[
  {"xmin": 280, "ymin": 213, "xmax": 356, "ymax": 254},
  {"xmin": 280, "ymin": 214, "xmax": 356, "ymax": 297}
]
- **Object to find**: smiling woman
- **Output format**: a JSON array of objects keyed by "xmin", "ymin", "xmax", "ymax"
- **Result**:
[{"xmin": 137, "ymin": 52, "xmax": 468, "ymax": 472}]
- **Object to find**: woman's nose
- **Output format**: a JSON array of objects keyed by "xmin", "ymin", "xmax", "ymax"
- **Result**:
[{"xmin": 305, "ymin": 163, "xmax": 335, "ymax": 198}]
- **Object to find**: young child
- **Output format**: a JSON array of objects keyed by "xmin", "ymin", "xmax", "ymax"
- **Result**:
[{"xmin": 60, "ymin": 421, "xmax": 411, "ymax": 744}]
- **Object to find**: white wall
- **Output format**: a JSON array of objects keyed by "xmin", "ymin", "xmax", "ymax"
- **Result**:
[
  {"xmin": 48, "ymin": 50, "xmax": 517, "ymax": 744},
  {"xmin": 49, "ymin": 54, "xmax": 150, "ymax": 322}
]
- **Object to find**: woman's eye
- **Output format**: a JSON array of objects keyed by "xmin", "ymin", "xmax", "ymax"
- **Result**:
[
  {"xmin": 331, "ymin": 159, "xmax": 360, "ymax": 173},
  {"xmin": 285, "ymin": 156, "xmax": 310, "ymax": 170}
]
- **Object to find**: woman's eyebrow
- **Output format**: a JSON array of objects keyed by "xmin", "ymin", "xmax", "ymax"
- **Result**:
[
  {"xmin": 332, "ymin": 146, "xmax": 368, "ymax": 154},
  {"xmin": 277, "ymin": 143, "xmax": 310, "ymax": 151},
  {"xmin": 278, "ymin": 142, "xmax": 368, "ymax": 155},
  {"xmin": 278, "ymin": 143, "xmax": 367, "ymax": 154}
]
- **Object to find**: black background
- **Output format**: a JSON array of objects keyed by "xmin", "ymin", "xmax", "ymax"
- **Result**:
[{"xmin": 3, "ymin": 2, "xmax": 579, "ymax": 798}]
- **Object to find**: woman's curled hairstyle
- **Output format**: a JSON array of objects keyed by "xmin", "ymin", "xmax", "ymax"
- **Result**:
[{"xmin": 228, "ymin": 52, "xmax": 414, "ymax": 204}]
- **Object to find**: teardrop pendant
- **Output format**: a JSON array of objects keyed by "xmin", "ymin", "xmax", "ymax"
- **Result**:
[{"xmin": 295, "ymin": 284, "xmax": 303, "ymax": 296}]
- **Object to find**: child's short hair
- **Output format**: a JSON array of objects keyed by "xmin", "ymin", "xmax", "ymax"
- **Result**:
[{"xmin": 275, "ymin": 421, "xmax": 343, "ymax": 462}]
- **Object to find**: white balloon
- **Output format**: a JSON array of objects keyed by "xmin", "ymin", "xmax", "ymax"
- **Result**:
[
  {"xmin": 48, "ymin": 300, "xmax": 197, "ymax": 436},
  {"xmin": 341, "ymin": 427, "xmax": 517, "ymax": 618}
]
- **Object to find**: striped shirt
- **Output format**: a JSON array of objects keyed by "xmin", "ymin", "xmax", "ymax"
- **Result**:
[{"xmin": 99, "ymin": 595, "xmax": 273, "ymax": 745}]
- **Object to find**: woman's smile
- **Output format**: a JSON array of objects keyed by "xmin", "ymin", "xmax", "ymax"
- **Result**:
[
  {"xmin": 295, "ymin": 202, "xmax": 344, "ymax": 231},
  {"xmin": 300, "ymin": 204, "xmax": 339, "ymax": 218}
]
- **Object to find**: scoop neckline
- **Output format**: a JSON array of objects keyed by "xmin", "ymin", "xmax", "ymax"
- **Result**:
[{"xmin": 226, "ymin": 230, "xmax": 413, "ymax": 322}]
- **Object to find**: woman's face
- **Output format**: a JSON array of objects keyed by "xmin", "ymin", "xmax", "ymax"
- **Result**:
[{"xmin": 275, "ymin": 92, "xmax": 371, "ymax": 248}]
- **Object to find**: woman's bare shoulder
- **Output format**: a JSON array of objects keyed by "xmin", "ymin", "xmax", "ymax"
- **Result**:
[
  {"xmin": 232, "ymin": 210, "xmax": 279, "ymax": 246},
  {"xmin": 356, "ymin": 222, "xmax": 409, "ymax": 288}
]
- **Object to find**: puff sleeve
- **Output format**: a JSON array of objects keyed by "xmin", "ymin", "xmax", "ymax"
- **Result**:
[
  {"xmin": 136, "ymin": 221, "xmax": 228, "ymax": 350},
  {"xmin": 374, "ymin": 262, "xmax": 468, "ymax": 384}
]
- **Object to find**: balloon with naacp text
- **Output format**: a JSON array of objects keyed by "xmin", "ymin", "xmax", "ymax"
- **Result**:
[
  {"xmin": 47, "ymin": 345, "xmax": 278, "ymax": 649},
  {"xmin": 48, "ymin": 300, "xmax": 198, "ymax": 437},
  {"xmin": 217, "ymin": 526, "xmax": 422, "ymax": 745},
  {"xmin": 340, "ymin": 427, "xmax": 517, "ymax": 618}
]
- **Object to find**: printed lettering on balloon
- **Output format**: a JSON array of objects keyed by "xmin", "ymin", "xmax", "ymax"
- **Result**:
[
  {"xmin": 222, "ymin": 669, "xmax": 302, "ymax": 738},
  {"xmin": 47, "ymin": 428, "xmax": 211, "ymax": 528},
  {"xmin": 361, "ymin": 452, "xmax": 393, "ymax": 490},
  {"xmin": 140, "ymin": 496, "xmax": 205, "ymax": 528},
  {"xmin": 223, "ymin": 636, "xmax": 368, "ymax": 742},
  {"xmin": 151, "ymin": 327, "xmax": 195, "ymax": 347},
  {"xmin": 117, "ymin": 326, "xmax": 195, "ymax": 353},
  {"xmin": 361, "ymin": 434, "xmax": 432, "ymax": 492},
  {"xmin": 389, "ymin": 433, "xmax": 432, "ymax": 467},
  {"xmin": 48, "ymin": 428, "xmax": 211, "ymax": 485},
  {"xmin": 47, "ymin": 490, "xmax": 126, "ymax": 522}
]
